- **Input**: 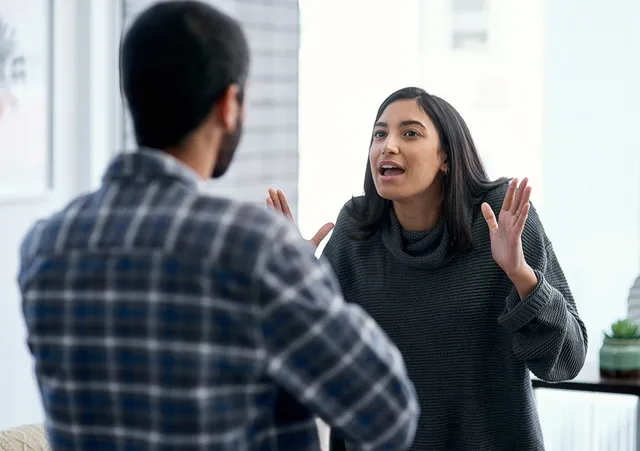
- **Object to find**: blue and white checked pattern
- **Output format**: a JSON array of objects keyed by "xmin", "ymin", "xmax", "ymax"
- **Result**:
[{"xmin": 18, "ymin": 150, "xmax": 419, "ymax": 451}]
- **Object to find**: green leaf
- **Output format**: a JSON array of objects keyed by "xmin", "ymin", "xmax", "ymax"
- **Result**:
[{"xmin": 608, "ymin": 318, "xmax": 640, "ymax": 339}]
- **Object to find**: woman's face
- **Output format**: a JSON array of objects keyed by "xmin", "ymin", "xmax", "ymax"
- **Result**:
[{"xmin": 369, "ymin": 99, "xmax": 447, "ymax": 201}]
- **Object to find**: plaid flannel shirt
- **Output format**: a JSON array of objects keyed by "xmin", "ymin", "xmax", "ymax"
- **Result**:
[{"xmin": 18, "ymin": 150, "xmax": 419, "ymax": 451}]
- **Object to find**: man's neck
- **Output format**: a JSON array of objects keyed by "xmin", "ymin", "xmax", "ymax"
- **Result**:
[{"xmin": 163, "ymin": 131, "xmax": 221, "ymax": 180}]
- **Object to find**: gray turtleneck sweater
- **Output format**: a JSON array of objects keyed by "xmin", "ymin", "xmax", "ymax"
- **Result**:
[{"xmin": 324, "ymin": 184, "xmax": 587, "ymax": 451}]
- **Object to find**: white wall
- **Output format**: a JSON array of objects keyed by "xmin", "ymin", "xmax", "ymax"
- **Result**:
[
  {"xmin": 541, "ymin": 0, "xmax": 640, "ymax": 361},
  {"xmin": 0, "ymin": 1, "xmax": 120, "ymax": 429}
]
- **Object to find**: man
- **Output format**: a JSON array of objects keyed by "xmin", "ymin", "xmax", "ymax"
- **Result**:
[{"xmin": 18, "ymin": 2, "xmax": 419, "ymax": 450}]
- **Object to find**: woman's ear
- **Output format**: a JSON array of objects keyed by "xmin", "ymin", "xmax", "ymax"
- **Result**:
[{"xmin": 439, "ymin": 151, "xmax": 449, "ymax": 174}]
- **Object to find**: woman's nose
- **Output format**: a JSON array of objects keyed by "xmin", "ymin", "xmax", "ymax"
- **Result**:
[{"xmin": 382, "ymin": 138, "xmax": 400, "ymax": 155}]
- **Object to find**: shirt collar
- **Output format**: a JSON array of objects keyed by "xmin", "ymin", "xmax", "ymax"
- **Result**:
[{"xmin": 102, "ymin": 148, "xmax": 206, "ymax": 189}]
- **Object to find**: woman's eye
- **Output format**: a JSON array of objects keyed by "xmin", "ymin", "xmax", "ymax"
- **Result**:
[
  {"xmin": 404, "ymin": 130, "xmax": 420, "ymax": 138},
  {"xmin": 373, "ymin": 131, "xmax": 386, "ymax": 139}
]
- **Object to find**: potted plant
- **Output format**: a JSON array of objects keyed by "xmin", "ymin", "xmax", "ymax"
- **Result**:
[{"xmin": 599, "ymin": 318, "xmax": 640, "ymax": 378}]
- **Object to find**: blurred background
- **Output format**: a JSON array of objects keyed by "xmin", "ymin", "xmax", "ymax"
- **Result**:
[{"xmin": 0, "ymin": 0, "xmax": 639, "ymax": 449}]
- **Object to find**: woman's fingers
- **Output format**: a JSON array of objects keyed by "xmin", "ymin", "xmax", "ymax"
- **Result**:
[
  {"xmin": 510, "ymin": 178, "xmax": 528, "ymax": 215},
  {"xmin": 268, "ymin": 188, "xmax": 282, "ymax": 212},
  {"xmin": 277, "ymin": 190, "xmax": 294, "ymax": 221},
  {"xmin": 501, "ymin": 178, "xmax": 518, "ymax": 213}
]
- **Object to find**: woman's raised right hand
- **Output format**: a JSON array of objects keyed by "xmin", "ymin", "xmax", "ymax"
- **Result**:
[{"xmin": 266, "ymin": 188, "xmax": 334, "ymax": 249}]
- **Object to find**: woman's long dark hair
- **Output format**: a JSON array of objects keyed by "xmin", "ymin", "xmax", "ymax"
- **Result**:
[{"xmin": 346, "ymin": 87, "xmax": 507, "ymax": 255}]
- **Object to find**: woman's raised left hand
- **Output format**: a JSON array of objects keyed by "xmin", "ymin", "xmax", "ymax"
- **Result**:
[{"xmin": 481, "ymin": 178, "xmax": 538, "ymax": 298}]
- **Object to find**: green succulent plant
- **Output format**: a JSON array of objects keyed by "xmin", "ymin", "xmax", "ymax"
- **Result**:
[{"xmin": 604, "ymin": 318, "xmax": 640, "ymax": 339}]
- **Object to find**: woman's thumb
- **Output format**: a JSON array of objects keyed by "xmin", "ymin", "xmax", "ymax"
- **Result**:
[{"xmin": 311, "ymin": 222, "xmax": 335, "ymax": 248}]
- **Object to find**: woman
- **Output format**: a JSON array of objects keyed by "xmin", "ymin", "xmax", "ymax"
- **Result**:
[{"xmin": 267, "ymin": 87, "xmax": 587, "ymax": 451}]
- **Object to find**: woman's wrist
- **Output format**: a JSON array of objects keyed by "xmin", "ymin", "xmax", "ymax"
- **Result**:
[{"xmin": 508, "ymin": 264, "xmax": 538, "ymax": 300}]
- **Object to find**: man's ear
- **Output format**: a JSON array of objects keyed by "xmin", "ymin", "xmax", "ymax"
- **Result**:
[{"xmin": 217, "ymin": 83, "xmax": 242, "ymax": 132}]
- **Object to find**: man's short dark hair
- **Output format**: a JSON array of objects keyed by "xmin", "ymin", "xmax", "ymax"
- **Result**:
[{"xmin": 120, "ymin": 0, "xmax": 250, "ymax": 149}]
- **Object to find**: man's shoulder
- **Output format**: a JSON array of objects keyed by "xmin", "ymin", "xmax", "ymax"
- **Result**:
[
  {"xmin": 20, "ymin": 189, "xmax": 291, "ymax": 259},
  {"xmin": 190, "ymin": 194, "xmax": 289, "ymax": 233},
  {"xmin": 187, "ymin": 193, "xmax": 299, "ymax": 255},
  {"xmin": 20, "ymin": 192, "xmax": 94, "ymax": 257}
]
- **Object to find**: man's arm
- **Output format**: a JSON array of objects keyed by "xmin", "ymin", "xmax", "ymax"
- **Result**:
[{"xmin": 255, "ymin": 222, "xmax": 419, "ymax": 451}]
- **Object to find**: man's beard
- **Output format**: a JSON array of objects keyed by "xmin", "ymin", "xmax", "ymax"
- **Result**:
[{"xmin": 211, "ymin": 117, "xmax": 243, "ymax": 179}]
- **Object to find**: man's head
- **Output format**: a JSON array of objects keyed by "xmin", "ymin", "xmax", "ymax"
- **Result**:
[{"xmin": 120, "ymin": 0, "xmax": 249, "ymax": 179}]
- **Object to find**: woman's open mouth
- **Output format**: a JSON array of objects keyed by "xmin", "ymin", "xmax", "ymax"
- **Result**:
[{"xmin": 378, "ymin": 161, "xmax": 406, "ymax": 180}]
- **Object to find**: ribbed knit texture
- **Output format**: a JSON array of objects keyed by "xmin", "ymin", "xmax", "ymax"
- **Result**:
[{"xmin": 324, "ymin": 184, "xmax": 588, "ymax": 451}]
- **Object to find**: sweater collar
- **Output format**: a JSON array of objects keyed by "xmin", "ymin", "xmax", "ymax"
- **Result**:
[{"xmin": 380, "ymin": 208, "xmax": 452, "ymax": 269}]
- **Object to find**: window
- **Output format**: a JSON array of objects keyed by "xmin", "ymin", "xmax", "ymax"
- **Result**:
[
  {"xmin": 451, "ymin": 0, "xmax": 489, "ymax": 51},
  {"xmin": 452, "ymin": 0, "xmax": 487, "ymax": 12},
  {"xmin": 452, "ymin": 31, "xmax": 488, "ymax": 50}
]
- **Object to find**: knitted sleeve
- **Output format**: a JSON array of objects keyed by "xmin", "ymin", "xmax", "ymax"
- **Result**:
[{"xmin": 497, "ymin": 204, "xmax": 588, "ymax": 382}]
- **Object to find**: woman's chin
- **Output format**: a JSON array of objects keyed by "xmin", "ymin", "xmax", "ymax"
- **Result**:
[{"xmin": 375, "ymin": 187, "xmax": 407, "ymax": 202}]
